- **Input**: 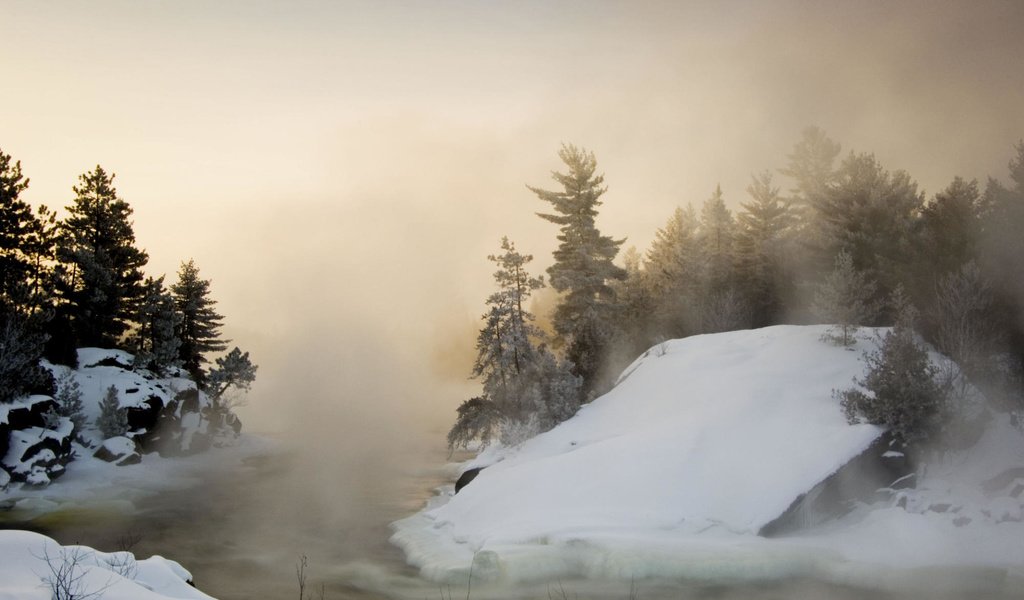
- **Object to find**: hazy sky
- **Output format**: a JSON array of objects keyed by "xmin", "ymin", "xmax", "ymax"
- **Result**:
[{"xmin": 3, "ymin": 1, "xmax": 1024, "ymax": 432}]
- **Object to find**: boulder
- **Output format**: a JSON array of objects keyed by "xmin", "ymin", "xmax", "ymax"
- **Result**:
[
  {"xmin": 1, "ymin": 416, "xmax": 75, "ymax": 487},
  {"xmin": 455, "ymin": 467, "xmax": 484, "ymax": 494},
  {"xmin": 93, "ymin": 436, "xmax": 142, "ymax": 466}
]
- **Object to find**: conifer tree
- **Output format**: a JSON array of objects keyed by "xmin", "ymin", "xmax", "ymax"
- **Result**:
[
  {"xmin": 644, "ymin": 205, "xmax": 700, "ymax": 338},
  {"xmin": 813, "ymin": 250, "xmax": 878, "ymax": 346},
  {"xmin": 449, "ymin": 238, "xmax": 581, "ymax": 449},
  {"xmin": 0, "ymin": 148, "xmax": 41, "ymax": 313},
  {"xmin": 206, "ymin": 347, "xmax": 257, "ymax": 403},
  {"xmin": 97, "ymin": 385, "xmax": 129, "ymax": 439},
  {"xmin": 172, "ymin": 259, "xmax": 227, "ymax": 384},
  {"xmin": 58, "ymin": 166, "xmax": 148, "ymax": 347},
  {"xmin": 530, "ymin": 144, "xmax": 625, "ymax": 394},
  {"xmin": 778, "ymin": 125, "xmax": 842, "ymax": 224},
  {"xmin": 130, "ymin": 276, "xmax": 181, "ymax": 375},
  {"xmin": 735, "ymin": 171, "xmax": 795, "ymax": 326}
]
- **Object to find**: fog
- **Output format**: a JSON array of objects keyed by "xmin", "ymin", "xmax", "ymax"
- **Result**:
[{"xmin": 3, "ymin": 1, "xmax": 1024, "ymax": 597}]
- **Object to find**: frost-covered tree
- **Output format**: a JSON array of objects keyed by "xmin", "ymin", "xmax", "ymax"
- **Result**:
[
  {"xmin": 53, "ymin": 371, "xmax": 86, "ymax": 433},
  {"xmin": 130, "ymin": 276, "xmax": 181, "ymax": 375},
  {"xmin": 811, "ymin": 153, "xmax": 922, "ymax": 314},
  {"xmin": 778, "ymin": 125, "xmax": 842, "ymax": 223},
  {"xmin": 96, "ymin": 385, "xmax": 128, "ymax": 439},
  {"xmin": 172, "ymin": 259, "xmax": 227, "ymax": 384},
  {"xmin": 813, "ymin": 250, "xmax": 878, "ymax": 346},
  {"xmin": 837, "ymin": 326, "xmax": 947, "ymax": 447},
  {"xmin": 57, "ymin": 166, "xmax": 148, "ymax": 347},
  {"xmin": 932, "ymin": 262, "xmax": 999, "ymax": 378},
  {"xmin": 644, "ymin": 205, "xmax": 700, "ymax": 338},
  {"xmin": 530, "ymin": 144, "xmax": 625, "ymax": 394},
  {"xmin": 735, "ymin": 171, "xmax": 795, "ymax": 326},
  {"xmin": 449, "ymin": 238, "xmax": 581, "ymax": 449},
  {"xmin": 697, "ymin": 185, "xmax": 736, "ymax": 293},
  {"xmin": 0, "ymin": 312, "xmax": 50, "ymax": 403}
]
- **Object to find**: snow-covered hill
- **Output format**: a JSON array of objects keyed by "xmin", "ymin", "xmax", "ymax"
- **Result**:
[{"xmin": 392, "ymin": 325, "xmax": 1024, "ymax": 593}]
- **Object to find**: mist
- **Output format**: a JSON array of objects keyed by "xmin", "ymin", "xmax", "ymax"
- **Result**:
[{"xmin": 3, "ymin": 2, "xmax": 1024, "ymax": 598}]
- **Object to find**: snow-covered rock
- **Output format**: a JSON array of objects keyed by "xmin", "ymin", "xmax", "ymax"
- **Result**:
[
  {"xmin": 0, "ymin": 529, "xmax": 217, "ymax": 599},
  {"xmin": 392, "ymin": 325, "xmax": 1024, "ymax": 590},
  {"xmin": 94, "ymin": 436, "xmax": 142, "ymax": 466},
  {"xmin": 1, "ymin": 396, "xmax": 74, "ymax": 487}
]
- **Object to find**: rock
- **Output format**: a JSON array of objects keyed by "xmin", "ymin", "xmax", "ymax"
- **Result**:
[
  {"xmin": 982, "ymin": 467, "xmax": 1024, "ymax": 494},
  {"xmin": 455, "ymin": 467, "xmax": 484, "ymax": 494},
  {"xmin": 0, "ymin": 467, "xmax": 10, "ymax": 491},
  {"xmin": 1, "ymin": 416, "xmax": 75, "ymax": 486},
  {"xmin": 94, "ymin": 436, "xmax": 142, "ymax": 466},
  {"xmin": 760, "ymin": 432, "xmax": 914, "ymax": 536}
]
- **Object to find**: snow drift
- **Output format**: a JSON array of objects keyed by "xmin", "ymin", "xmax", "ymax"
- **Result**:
[
  {"xmin": 0, "ymin": 529, "xmax": 216, "ymax": 600},
  {"xmin": 392, "ymin": 325, "xmax": 1024, "ymax": 592}
]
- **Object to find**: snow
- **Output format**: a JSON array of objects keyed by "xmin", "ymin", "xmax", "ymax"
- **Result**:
[
  {"xmin": 392, "ymin": 325, "xmax": 1024, "ymax": 593},
  {"xmin": 0, "ymin": 529, "xmax": 216, "ymax": 599}
]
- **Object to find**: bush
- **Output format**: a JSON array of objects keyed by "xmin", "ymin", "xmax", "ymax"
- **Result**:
[{"xmin": 836, "ymin": 326, "xmax": 948, "ymax": 446}]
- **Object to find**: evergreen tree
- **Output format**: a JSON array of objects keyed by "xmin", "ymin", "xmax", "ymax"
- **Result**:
[
  {"xmin": 607, "ymin": 246, "xmax": 659, "ymax": 369},
  {"xmin": 130, "ymin": 276, "xmax": 181, "ymax": 375},
  {"xmin": 449, "ymin": 238, "xmax": 581, "ymax": 449},
  {"xmin": 644, "ymin": 205, "xmax": 700, "ymax": 338},
  {"xmin": 837, "ymin": 325, "xmax": 947, "ymax": 447},
  {"xmin": 53, "ymin": 371, "xmax": 86, "ymax": 434},
  {"xmin": 813, "ymin": 250, "xmax": 878, "ymax": 346},
  {"xmin": 0, "ymin": 148, "xmax": 41, "ymax": 314},
  {"xmin": 735, "ymin": 171, "xmax": 795, "ymax": 326},
  {"xmin": 778, "ymin": 125, "xmax": 842, "ymax": 222},
  {"xmin": 530, "ymin": 144, "xmax": 625, "ymax": 394},
  {"xmin": 97, "ymin": 385, "xmax": 129, "ymax": 439},
  {"xmin": 206, "ymin": 346, "xmax": 257, "ymax": 402},
  {"xmin": 810, "ymin": 153, "xmax": 923, "ymax": 316},
  {"xmin": 58, "ymin": 166, "xmax": 148, "ymax": 347},
  {"xmin": 172, "ymin": 259, "xmax": 227, "ymax": 383}
]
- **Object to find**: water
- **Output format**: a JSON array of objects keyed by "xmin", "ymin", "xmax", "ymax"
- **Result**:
[
  {"xmin": 1, "ymin": 439, "xmax": 455, "ymax": 600},
  {"xmin": 3, "ymin": 440, "xmax": 1022, "ymax": 600}
]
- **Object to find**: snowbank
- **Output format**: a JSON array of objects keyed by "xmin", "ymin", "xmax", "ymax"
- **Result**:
[
  {"xmin": 0, "ymin": 529, "xmax": 216, "ymax": 599},
  {"xmin": 392, "ymin": 325, "xmax": 1024, "ymax": 592}
]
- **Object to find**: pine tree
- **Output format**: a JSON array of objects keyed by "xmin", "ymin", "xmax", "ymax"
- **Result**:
[
  {"xmin": 810, "ymin": 153, "xmax": 923, "ymax": 316},
  {"xmin": 530, "ymin": 144, "xmax": 625, "ymax": 394},
  {"xmin": 644, "ymin": 205, "xmax": 700, "ymax": 338},
  {"xmin": 130, "ymin": 276, "xmax": 181, "ymax": 375},
  {"xmin": 735, "ymin": 171, "xmax": 795, "ymax": 326},
  {"xmin": 0, "ymin": 148, "xmax": 41, "ymax": 314},
  {"xmin": 449, "ymin": 238, "xmax": 581, "ymax": 449},
  {"xmin": 206, "ymin": 347, "xmax": 257, "ymax": 402},
  {"xmin": 57, "ymin": 166, "xmax": 148, "ymax": 347},
  {"xmin": 172, "ymin": 259, "xmax": 227, "ymax": 384},
  {"xmin": 54, "ymin": 371, "xmax": 86, "ymax": 433},
  {"xmin": 837, "ymin": 325, "xmax": 947, "ymax": 447},
  {"xmin": 778, "ymin": 125, "xmax": 842, "ymax": 225},
  {"xmin": 813, "ymin": 250, "xmax": 878, "ymax": 346},
  {"xmin": 97, "ymin": 385, "xmax": 128, "ymax": 439}
]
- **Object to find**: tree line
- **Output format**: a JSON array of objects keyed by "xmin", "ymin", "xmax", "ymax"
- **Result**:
[
  {"xmin": 450, "ymin": 130, "xmax": 1024, "ymax": 451},
  {"xmin": 0, "ymin": 149, "xmax": 255, "ymax": 410}
]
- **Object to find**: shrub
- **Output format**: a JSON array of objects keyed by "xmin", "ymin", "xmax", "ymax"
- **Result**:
[{"xmin": 836, "ymin": 326, "xmax": 948, "ymax": 446}]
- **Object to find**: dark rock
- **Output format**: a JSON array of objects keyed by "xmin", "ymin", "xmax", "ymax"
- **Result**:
[
  {"xmin": 760, "ymin": 432, "xmax": 914, "ymax": 537},
  {"xmin": 982, "ymin": 467, "xmax": 1024, "ymax": 494},
  {"xmin": 94, "ymin": 437, "xmax": 142, "ymax": 465},
  {"xmin": 89, "ymin": 356, "xmax": 132, "ymax": 369},
  {"xmin": 928, "ymin": 503, "xmax": 953, "ymax": 514},
  {"xmin": 455, "ymin": 467, "xmax": 484, "ymax": 494},
  {"xmin": 953, "ymin": 516, "xmax": 972, "ymax": 527},
  {"xmin": 126, "ymin": 396, "xmax": 163, "ymax": 446}
]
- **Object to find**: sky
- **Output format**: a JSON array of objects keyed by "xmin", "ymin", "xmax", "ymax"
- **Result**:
[{"xmin": 3, "ymin": 0, "xmax": 1024, "ymax": 433}]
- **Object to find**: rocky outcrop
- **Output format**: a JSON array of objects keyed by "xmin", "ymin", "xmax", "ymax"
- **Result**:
[
  {"xmin": 760, "ymin": 432, "xmax": 913, "ymax": 537},
  {"xmin": 1, "ymin": 397, "xmax": 75, "ymax": 488}
]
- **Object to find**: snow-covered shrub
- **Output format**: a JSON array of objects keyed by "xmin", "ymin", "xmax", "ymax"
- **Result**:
[
  {"xmin": 54, "ymin": 371, "xmax": 86, "ymax": 434},
  {"xmin": 837, "ymin": 327, "xmax": 948, "ymax": 446},
  {"xmin": 96, "ymin": 385, "xmax": 128, "ymax": 439}
]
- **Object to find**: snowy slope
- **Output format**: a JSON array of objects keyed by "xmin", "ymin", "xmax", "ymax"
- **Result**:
[
  {"xmin": 0, "ymin": 530, "xmax": 216, "ymax": 600},
  {"xmin": 392, "ymin": 325, "xmax": 1024, "ymax": 590}
]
